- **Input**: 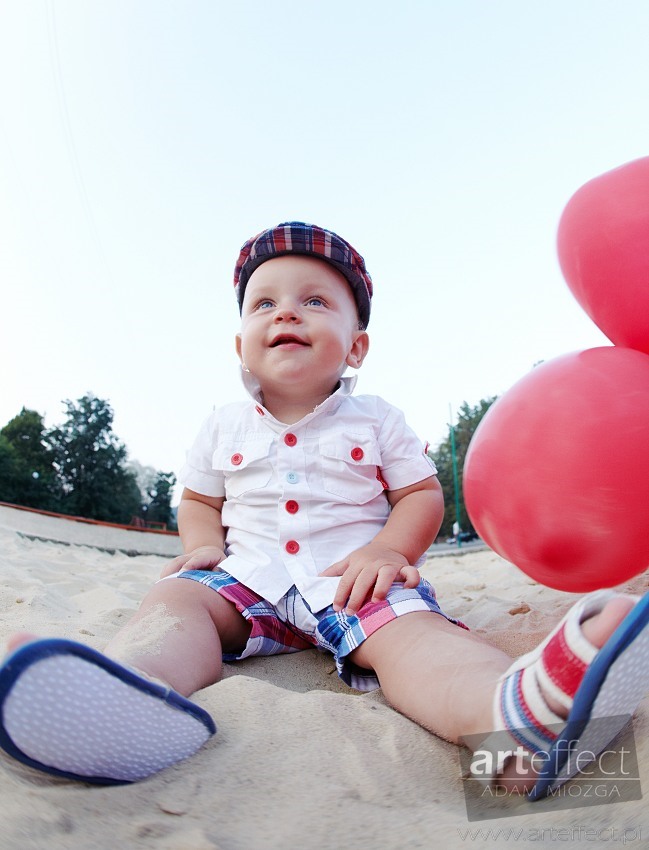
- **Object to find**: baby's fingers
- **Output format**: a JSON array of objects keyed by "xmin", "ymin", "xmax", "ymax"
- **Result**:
[
  {"xmin": 319, "ymin": 559, "xmax": 348, "ymax": 578},
  {"xmin": 342, "ymin": 570, "xmax": 381, "ymax": 616},
  {"xmin": 331, "ymin": 566, "xmax": 365, "ymax": 612},
  {"xmin": 181, "ymin": 555, "xmax": 222, "ymax": 572},
  {"xmin": 369, "ymin": 565, "xmax": 404, "ymax": 602},
  {"xmin": 399, "ymin": 565, "xmax": 421, "ymax": 589},
  {"xmin": 159, "ymin": 553, "xmax": 191, "ymax": 578}
]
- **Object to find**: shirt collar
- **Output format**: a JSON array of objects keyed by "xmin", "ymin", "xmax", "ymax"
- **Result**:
[{"xmin": 239, "ymin": 368, "xmax": 357, "ymax": 424}]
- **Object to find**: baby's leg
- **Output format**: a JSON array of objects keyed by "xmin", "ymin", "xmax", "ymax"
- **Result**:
[
  {"xmin": 0, "ymin": 576, "xmax": 251, "ymax": 783},
  {"xmin": 349, "ymin": 611, "xmax": 512, "ymax": 743},
  {"xmin": 349, "ymin": 598, "xmax": 635, "ymax": 790},
  {"xmin": 7, "ymin": 576, "xmax": 251, "ymax": 698},
  {"xmin": 103, "ymin": 576, "xmax": 252, "ymax": 696}
]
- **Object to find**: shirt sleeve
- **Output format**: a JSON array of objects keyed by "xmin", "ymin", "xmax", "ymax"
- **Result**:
[
  {"xmin": 178, "ymin": 411, "xmax": 226, "ymax": 498},
  {"xmin": 376, "ymin": 401, "xmax": 437, "ymax": 491}
]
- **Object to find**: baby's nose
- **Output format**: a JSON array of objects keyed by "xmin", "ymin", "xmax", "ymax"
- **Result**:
[{"xmin": 275, "ymin": 306, "xmax": 300, "ymax": 322}]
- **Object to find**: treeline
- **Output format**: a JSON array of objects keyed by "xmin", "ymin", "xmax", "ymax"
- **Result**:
[
  {"xmin": 428, "ymin": 397, "xmax": 496, "ymax": 539},
  {"xmin": 0, "ymin": 391, "xmax": 495, "ymax": 537},
  {"xmin": 0, "ymin": 393, "xmax": 177, "ymax": 530}
]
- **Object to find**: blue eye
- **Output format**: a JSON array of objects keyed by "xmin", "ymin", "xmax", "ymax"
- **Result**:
[
  {"xmin": 257, "ymin": 300, "xmax": 274, "ymax": 309},
  {"xmin": 306, "ymin": 297, "xmax": 325, "ymax": 307}
]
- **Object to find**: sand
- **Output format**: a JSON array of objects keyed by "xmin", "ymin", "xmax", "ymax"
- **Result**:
[{"xmin": 1, "ymin": 504, "xmax": 648, "ymax": 849}]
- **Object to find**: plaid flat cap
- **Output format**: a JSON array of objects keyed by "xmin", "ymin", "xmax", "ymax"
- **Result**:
[{"xmin": 234, "ymin": 221, "xmax": 373, "ymax": 328}]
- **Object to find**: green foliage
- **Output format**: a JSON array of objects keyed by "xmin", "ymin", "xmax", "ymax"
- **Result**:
[
  {"xmin": 0, "ymin": 408, "xmax": 58, "ymax": 510},
  {"xmin": 0, "ymin": 434, "xmax": 19, "ymax": 503},
  {"xmin": 145, "ymin": 471, "xmax": 177, "ymax": 529},
  {"xmin": 46, "ymin": 394, "xmax": 142, "ymax": 523},
  {"xmin": 0, "ymin": 395, "xmax": 178, "ymax": 526},
  {"xmin": 429, "ymin": 397, "xmax": 497, "ymax": 538}
]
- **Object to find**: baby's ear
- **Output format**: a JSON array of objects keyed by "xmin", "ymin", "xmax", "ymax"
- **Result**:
[
  {"xmin": 235, "ymin": 333, "xmax": 243, "ymax": 364},
  {"xmin": 346, "ymin": 331, "xmax": 370, "ymax": 369}
]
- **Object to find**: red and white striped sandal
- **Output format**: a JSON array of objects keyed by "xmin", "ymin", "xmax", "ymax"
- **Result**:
[{"xmin": 471, "ymin": 589, "xmax": 649, "ymax": 799}]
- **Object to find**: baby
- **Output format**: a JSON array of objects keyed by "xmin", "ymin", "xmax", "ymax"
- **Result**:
[{"xmin": 1, "ymin": 222, "xmax": 647, "ymax": 799}]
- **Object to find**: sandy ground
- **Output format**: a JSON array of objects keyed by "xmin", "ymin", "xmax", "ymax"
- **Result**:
[{"xmin": 1, "ymin": 505, "xmax": 648, "ymax": 849}]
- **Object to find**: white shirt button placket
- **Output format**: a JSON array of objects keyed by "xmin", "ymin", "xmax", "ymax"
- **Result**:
[{"xmin": 278, "ymin": 429, "xmax": 313, "ymax": 584}]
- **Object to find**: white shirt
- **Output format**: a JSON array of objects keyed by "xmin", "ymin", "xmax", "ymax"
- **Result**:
[{"xmin": 179, "ymin": 373, "xmax": 437, "ymax": 612}]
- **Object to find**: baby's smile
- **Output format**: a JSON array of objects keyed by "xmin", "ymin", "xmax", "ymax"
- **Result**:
[{"xmin": 269, "ymin": 334, "xmax": 310, "ymax": 349}]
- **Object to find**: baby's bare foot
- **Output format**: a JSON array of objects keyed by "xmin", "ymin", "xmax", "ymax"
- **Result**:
[{"xmin": 580, "ymin": 596, "xmax": 634, "ymax": 652}]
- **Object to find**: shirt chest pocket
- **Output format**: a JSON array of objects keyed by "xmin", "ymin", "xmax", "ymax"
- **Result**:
[
  {"xmin": 212, "ymin": 438, "xmax": 274, "ymax": 499},
  {"xmin": 318, "ymin": 433, "xmax": 385, "ymax": 505}
]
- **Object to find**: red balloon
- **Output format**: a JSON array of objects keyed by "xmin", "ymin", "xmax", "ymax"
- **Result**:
[
  {"xmin": 558, "ymin": 157, "xmax": 649, "ymax": 355},
  {"xmin": 463, "ymin": 347, "xmax": 649, "ymax": 592}
]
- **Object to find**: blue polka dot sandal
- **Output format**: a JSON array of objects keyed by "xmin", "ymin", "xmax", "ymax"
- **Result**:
[
  {"xmin": 470, "ymin": 590, "xmax": 649, "ymax": 800},
  {"xmin": 0, "ymin": 638, "xmax": 216, "ymax": 785}
]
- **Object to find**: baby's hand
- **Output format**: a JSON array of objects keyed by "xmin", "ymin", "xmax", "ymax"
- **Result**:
[
  {"xmin": 319, "ymin": 543, "xmax": 420, "ymax": 615},
  {"xmin": 159, "ymin": 546, "xmax": 227, "ymax": 578}
]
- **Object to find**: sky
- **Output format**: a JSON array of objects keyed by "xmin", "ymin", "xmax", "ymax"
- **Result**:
[{"xmin": 1, "ymin": 1, "xmax": 647, "ymax": 504}]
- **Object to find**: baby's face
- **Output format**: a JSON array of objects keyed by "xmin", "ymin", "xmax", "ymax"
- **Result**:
[{"xmin": 236, "ymin": 255, "xmax": 368, "ymax": 395}]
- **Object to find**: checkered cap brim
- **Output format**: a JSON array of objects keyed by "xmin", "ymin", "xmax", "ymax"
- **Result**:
[{"xmin": 234, "ymin": 221, "xmax": 373, "ymax": 328}]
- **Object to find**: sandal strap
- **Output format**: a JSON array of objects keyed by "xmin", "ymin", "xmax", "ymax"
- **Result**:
[
  {"xmin": 470, "ymin": 590, "xmax": 616, "ymax": 783},
  {"xmin": 535, "ymin": 608, "xmax": 597, "ymax": 711}
]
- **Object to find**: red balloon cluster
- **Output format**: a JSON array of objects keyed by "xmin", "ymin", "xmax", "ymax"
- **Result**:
[{"xmin": 464, "ymin": 158, "xmax": 649, "ymax": 592}]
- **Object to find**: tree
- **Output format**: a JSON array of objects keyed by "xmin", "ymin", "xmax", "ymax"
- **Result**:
[
  {"xmin": 128, "ymin": 460, "xmax": 159, "ymax": 507},
  {"xmin": 46, "ymin": 394, "xmax": 141, "ymax": 523},
  {"xmin": 144, "ymin": 471, "xmax": 177, "ymax": 529},
  {"xmin": 0, "ymin": 434, "xmax": 19, "ymax": 504},
  {"xmin": 0, "ymin": 408, "xmax": 58, "ymax": 509},
  {"xmin": 429, "ymin": 397, "xmax": 497, "ymax": 538}
]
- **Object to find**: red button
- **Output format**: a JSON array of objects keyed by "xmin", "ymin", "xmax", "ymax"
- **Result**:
[
  {"xmin": 285, "ymin": 500, "xmax": 299, "ymax": 514},
  {"xmin": 285, "ymin": 540, "xmax": 300, "ymax": 554},
  {"xmin": 231, "ymin": 453, "xmax": 243, "ymax": 466},
  {"xmin": 284, "ymin": 433, "xmax": 297, "ymax": 446},
  {"xmin": 350, "ymin": 447, "xmax": 364, "ymax": 461}
]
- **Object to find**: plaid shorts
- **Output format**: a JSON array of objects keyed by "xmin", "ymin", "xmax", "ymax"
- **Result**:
[{"xmin": 174, "ymin": 569, "xmax": 468, "ymax": 692}]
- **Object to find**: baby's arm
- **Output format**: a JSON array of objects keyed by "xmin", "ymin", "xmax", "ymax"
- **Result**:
[
  {"xmin": 159, "ymin": 488, "xmax": 227, "ymax": 577},
  {"xmin": 320, "ymin": 476, "xmax": 444, "ymax": 614}
]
